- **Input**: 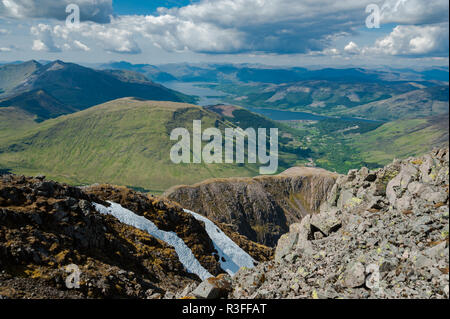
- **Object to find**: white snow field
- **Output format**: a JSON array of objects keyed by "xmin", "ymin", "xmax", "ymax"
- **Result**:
[
  {"xmin": 184, "ymin": 209, "xmax": 256, "ymax": 276},
  {"xmin": 94, "ymin": 201, "xmax": 213, "ymax": 281}
]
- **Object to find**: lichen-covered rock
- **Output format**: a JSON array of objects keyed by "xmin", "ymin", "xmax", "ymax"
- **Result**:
[
  {"xmin": 342, "ymin": 262, "xmax": 366, "ymax": 288},
  {"xmin": 191, "ymin": 274, "xmax": 232, "ymax": 299},
  {"xmin": 230, "ymin": 147, "xmax": 449, "ymax": 299}
]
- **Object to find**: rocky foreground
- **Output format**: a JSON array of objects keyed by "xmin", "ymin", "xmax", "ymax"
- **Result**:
[
  {"xmin": 0, "ymin": 177, "xmax": 270, "ymax": 299},
  {"xmin": 225, "ymin": 148, "xmax": 449, "ymax": 299}
]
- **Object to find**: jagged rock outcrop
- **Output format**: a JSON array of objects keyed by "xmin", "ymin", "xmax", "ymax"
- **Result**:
[
  {"xmin": 164, "ymin": 167, "xmax": 339, "ymax": 247},
  {"xmin": 230, "ymin": 148, "xmax": 449, "ymax": 299},
  {"xmin": 0, "ymin": 175, "xmax": 203, "ymax": 299},
  {"xmin": 0, "ymin": 175, "xmax": 271, "ymax": 299}
]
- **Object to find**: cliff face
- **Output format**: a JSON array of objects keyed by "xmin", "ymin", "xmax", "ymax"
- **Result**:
[
  {"xmin": 164, "ymin": 167, "xmax": 339, "ymax": 247},
  {"xmin": 229, "ymin": 148, "xmax": 449, "ymax": 299}
]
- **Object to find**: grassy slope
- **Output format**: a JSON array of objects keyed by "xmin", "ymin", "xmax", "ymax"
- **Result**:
[
  {"xmin": 0, "ymin": 98, "xmax": 263, "ymax": 193},
  {"xmin": 0, "ymin": 107, "xmax": 37, "ymax": 141},
  {"xmin": 204, "ymin": 81, "xmax": 423, "ymax": 114},
  {"xmin": 335, "ymin": 86, "xmax": 449, "ymax": 121},
  {"xmin": 205, "ymin": 105, "xmax": 313, "ymax": 168},
  {"xmin": 351, "ymin": 115, "xmax": 449, "ymax": 165},
  {"xmin": 282, "ymin": 115, "xmax": 449, "ymax": 173}
]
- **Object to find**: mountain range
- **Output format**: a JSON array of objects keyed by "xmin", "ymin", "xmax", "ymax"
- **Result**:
[
  {"xmin": 0, "ymin": 59, "xmax": 448, "ymax": 191},
  {"xmin": 0, "ymin": 60, "xmax": 195, "ymax": 122},
  {"xmin": 102, "ymin": 61, "xmax": 449, "ymax": 84}
]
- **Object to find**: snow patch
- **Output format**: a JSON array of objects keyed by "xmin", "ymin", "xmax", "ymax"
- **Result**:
[
  {"xmin": 184, "ymin": 209, "xmax": 256, "ymax": 276},
  {"xmin": 93, "ymin": 201, "xmax": 212, "ymax": 281}
]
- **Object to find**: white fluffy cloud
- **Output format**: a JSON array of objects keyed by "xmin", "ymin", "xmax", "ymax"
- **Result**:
[
  {"xmin": 0, "ymin": 0, "xmax": 112, "ymax": 23},
  {"xmin": 344, "ymin": 41, "xmax": 361, "ymax": 55},
  {"xmin": 5, "ymin": 0, "xmax": 448, "ymax": 58},
  {"xmin": 380, "ymin": 0, "xmax": 449, "ymax": 25},
  {"xmin": 369, "ymin": 23, "xmax": 449, "ymax": 56},
  {"xmin": 33, "ymin": 20, "xmax": 141, "ymax": 54},
  {"xmin": 31, "ymin": 23, "xmax": 61, "ymax": 52},
  {"xmin": 73, "ymin": 39, "xmax": 90, "ymax": 51},
  {"xmin": 133, "ymin": 0, "xmax": 373, "ymax": 54},
  {"xmin": 128, "ymin": 0, "xmax": 449, "ymax": 55}
]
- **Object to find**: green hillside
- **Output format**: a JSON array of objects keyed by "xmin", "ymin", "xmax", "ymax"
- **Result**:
[
  {"xmin": 0, "ymin": 98, "xmax": 265, "ymax": 193},
  {"xmin": 281, "ymin": 114, "xmax": 449, "ymax": 173},
  {"xmin": 0, "ymin": 107, "xmax": 37, "ymax": 142},
  {"xmin": 203, "ymin": 81, "xmax": 429, "ymax": 114},
  {"xmin": 351, "ymin": 114, "xmax": 449, "ymax": 165},
  {"xmin": 336, "ymin": 86, "xmax": 449, "ymax": 121}
]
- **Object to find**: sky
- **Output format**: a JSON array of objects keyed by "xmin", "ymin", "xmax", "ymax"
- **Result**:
[{"xmin": 0, "ymin": 0, "xmax": 448, "ymax": 68}]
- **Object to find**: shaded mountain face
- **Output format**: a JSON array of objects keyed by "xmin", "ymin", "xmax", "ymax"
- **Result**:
[
  {"xmin": 0, "ymin": 60, "xmax": 195, "ymax": 121},
  {"xmin": 0, "ymin": 175, "xmax": 207, "ymax": 298},
  {"xmin": 0, "ymin": 89, "xmax": 79, "ymax": 122},
  {"xmin": 164, "ymin": 167, "xmax": 339, "ymax": 247},
  {"xmin": 0, "ymin": 174, "xmax": 271, "ymax": 299}
]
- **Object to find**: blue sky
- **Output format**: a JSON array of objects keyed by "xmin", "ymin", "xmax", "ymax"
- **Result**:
[
  {"xmin": 0, "ymin": 0, "xmax": 448, "ymax": 68},
  {"xmin": 113, "ymin": 0, "xmax": 197, "ymax": 15}
]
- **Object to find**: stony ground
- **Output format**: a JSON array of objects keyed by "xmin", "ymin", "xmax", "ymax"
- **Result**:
[{"xmin": 228, "ymin": 148, "xmax": 449, "ymax": 299}]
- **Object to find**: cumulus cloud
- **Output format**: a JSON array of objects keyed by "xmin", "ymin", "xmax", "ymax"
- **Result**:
[
  {"xmin": 380, "ymin": 0, "xmax": 449, "ymax": 25},
  {"xmin": 31, "ymin": 23, "xmax": 61, "ymax": 52},
  {"xmin": 33, "ymin": 20, "xmax": 141, "ymax": 54},
  {"xmin": 126, "ymin": 0, "xmax": 448, "ymax": 55},
  {"xmin": 133, "ymin": 0, "xmax": 374, "ymax": 54},
  {"xmin": 73, "ymin": 39, "xmax": 90, "ymax": 51},
  {"xmin": 368, "ymin": 23, "xmax": 449, "ymax": 56},
  {"xmin": 344, "ymin": 41, "xmax": 361, "ymax": 55},
  {"xmin": 0, "ymin": 0, "xmax": 112, "ymax": 23}
]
